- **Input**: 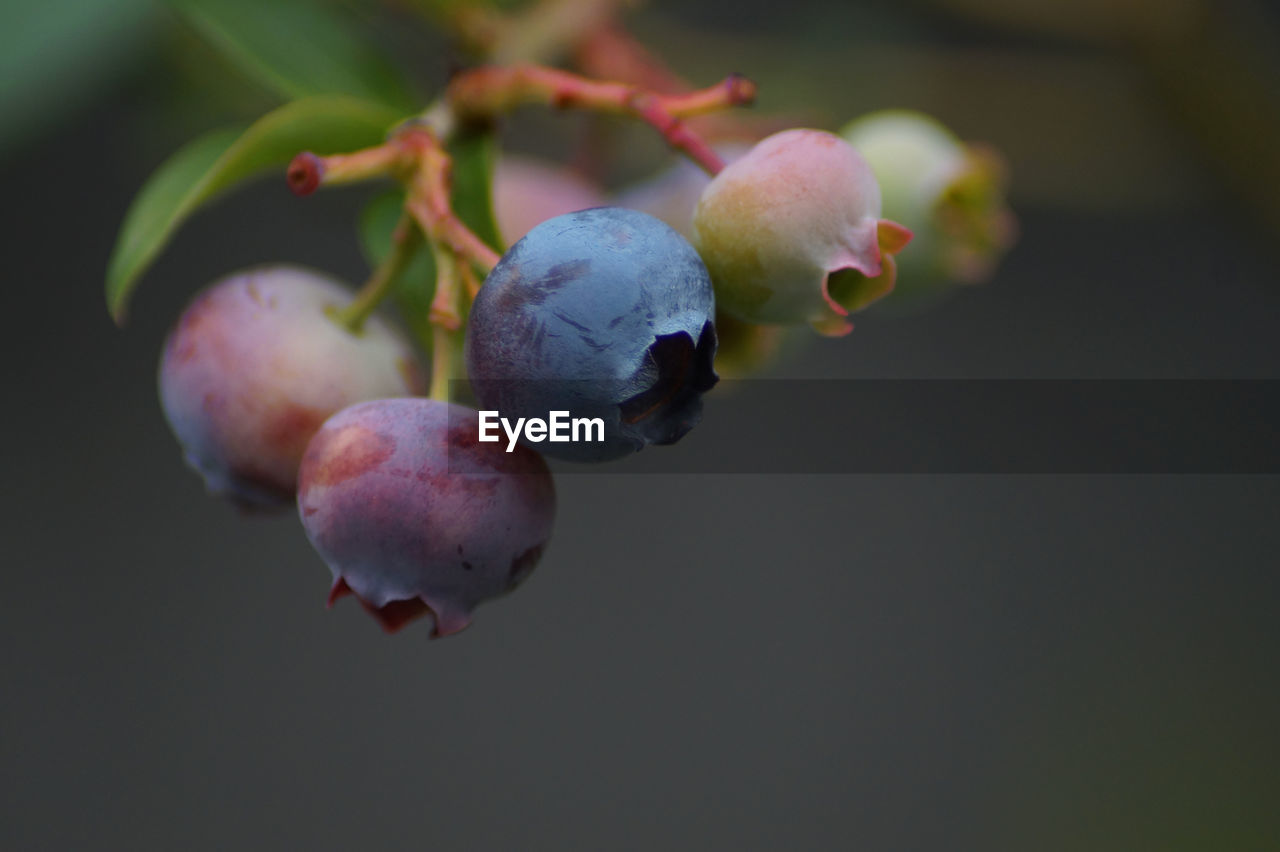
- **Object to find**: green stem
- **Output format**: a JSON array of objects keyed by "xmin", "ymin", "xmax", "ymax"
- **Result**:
[
  {"xmin": 332, "ymin": 214, "xmax": 421, "ymax": 333},
  {"xmin": 429, "ymin": 326, "xmax": 454, "ymax": 403},
  {"xmin": 428, "ymin": 241, "xmax": 461, "ymax": 402}
]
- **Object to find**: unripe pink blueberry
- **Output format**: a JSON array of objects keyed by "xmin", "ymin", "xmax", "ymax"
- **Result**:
[
  {"xmin": 492, "ymin": 155, "xmax": 607, "ymax": 245},
  {"xmin": 692, "ymin": 128, "xmax": 913, "ymax": 336},
  {"xmin": 297, "ymin": 398, "xmax": 556, "ymax": 637},
  {"xmin": 158, "ymin": 265, "xmax": 426, "ymax": 510}
]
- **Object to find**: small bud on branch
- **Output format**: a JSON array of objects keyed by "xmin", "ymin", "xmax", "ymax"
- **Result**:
[
  {"xmin": 286, "ymin": 153, "xmax": 325, "ymax": 196},
  {"xmin": 287, "ymin": 144, "xmax": 415, "ymax": 196}
]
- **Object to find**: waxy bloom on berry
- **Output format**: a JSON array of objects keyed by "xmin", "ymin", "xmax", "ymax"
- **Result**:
[
  {"xmin": 298, "ymin": 399, "xmax": 556, "ymax": 638},
  {"xmin": 467, "ymin": 207, "xmax": 718, "ymax": 463},
  {"xmin": 692, "ymin": 129, "xmax": 912, "ymax": 336},
  {"xmin": 841, "ymin": 110, "xmax": 1016, "ymax": 301},
  {"xmin": 158, "ymin": 266, "xmax": 426, "ymax": 510}
]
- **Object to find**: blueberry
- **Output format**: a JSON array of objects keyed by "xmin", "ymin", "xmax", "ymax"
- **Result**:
[
  {"xmin": 297, "ymin": 398, "xmax": 555, "ymax": 637},
  {"xmin": 692, "ymin": 129, "xmax": 913, "ymax": 336},
  {"xmin": 841, "ymin": 110, "xmax": 1016, "ymax": 303},
  {"xmin": 158, "ymin": 265, "xmax": 426, "ymax": 510},
  {"xmin": 465, "ymin": 206, "xmax": 718, "ymax": 462}
]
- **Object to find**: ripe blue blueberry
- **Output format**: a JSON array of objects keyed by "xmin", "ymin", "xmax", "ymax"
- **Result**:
[{"xmin": 465, "ymin": 206, "xmax": 718, "ymax": 462}]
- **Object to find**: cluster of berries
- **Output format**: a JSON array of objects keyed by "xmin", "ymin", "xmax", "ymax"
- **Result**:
[{"xmin": 157, "ymin": 111, "xmax": 1010, "ymax": 637}]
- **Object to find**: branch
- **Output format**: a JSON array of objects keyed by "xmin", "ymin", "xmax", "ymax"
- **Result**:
[
  {"xmin": 287, "ymin": 128, "xmax": 499, "ymax": 342},
  {"xmin": 398, "ymin": 129, "xmax": 503, "ymax": 276},
  {"xmin": 445, "ymin": 65, "xmax": 756, "ymax": 174},
  {"xmin": 574, "ymin": 24, "xmax": 805, "ymax": 143},
  {"xmin": 287, "ymin": 144, "xmax": 410, "ymax": 196}
]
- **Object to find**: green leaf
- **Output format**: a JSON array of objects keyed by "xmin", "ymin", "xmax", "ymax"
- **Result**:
[
  {"xmin": 448, "ymin": 130, "xmax": 503, "ymax": 252},
  {"xmin": 167, "ymin": 0, "xmax": 418, "ymax": 111},
  {"xmin": 0, "ymin": 0, "xmax": 154, "ymax": 155},
  {"xmin": 107, "ymin": 95, "xmax": 402, "ymax": 323}
]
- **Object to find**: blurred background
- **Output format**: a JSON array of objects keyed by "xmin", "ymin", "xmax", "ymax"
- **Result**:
[{"xmin": 3, "ymin": 0, "xmax": 1278, "ymax": 849}]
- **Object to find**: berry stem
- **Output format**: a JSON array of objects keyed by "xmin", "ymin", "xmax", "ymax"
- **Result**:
[
  {"xmin": 393, "ymin": 129, "xmax": 489, "ymax": 402},
  {"xmin": 574, "ymin": 25, "xmax": 803, "ymax": 145},
  {"xmin": 428, "ymin": 238, "xmax": 462, "ymax": 332},
  {"xmin": 444, "ymin": 65, "xmax": 756, "ymax": 175},
  {"xmin": 287, "ymin": 144, "xmax": 409, "ymax": 197},
  {"xmin": 458, "ymin": 257, "xmax": 482, "ymax": 301},
  {"xmin": 402, "ymin": 129, "xmax": 502, "ymax": 275},
  {"xmin": 332, "ymin": 213, "xmax": 421, "ymax": 333},
  {"xmin": 426, "ymin": 244, "xmax": 464, "ymax": 401},
  {"xmin": 287, "ymin": 125, "xmax": 499, "ymax": 315},
  {"xmin": 428, "ymin": 325, "xmax": 456, "ymax": 405}
]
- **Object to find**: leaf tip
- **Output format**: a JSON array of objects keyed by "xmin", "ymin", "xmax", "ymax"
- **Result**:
[
  {"xmin": 108, "ymin": 291, "xmax": 130, "ymax": 327},
  {"xmin": 105, "ymin": 269, "xmax": 130, "ymax": 327}
]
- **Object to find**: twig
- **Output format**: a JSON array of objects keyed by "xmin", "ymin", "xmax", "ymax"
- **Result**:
[
  {"xmin": 398, "ymin": 129, "xmax": 502, "ymax": 275},
  {"xmin": 445, "ymin": 65, "xmax": 756, "ymax": 174}
]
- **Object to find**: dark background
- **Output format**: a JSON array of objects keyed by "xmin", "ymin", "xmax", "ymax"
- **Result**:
[{"xmin": 3, "ymin": 1, "xmax": 1279, "ymax": 849}]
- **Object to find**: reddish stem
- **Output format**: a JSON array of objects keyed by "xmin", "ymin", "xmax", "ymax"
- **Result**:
[
  {"xmin": 446, "ymin": 64, "xmax": 755, "ymax": 175},
  {"xmin": 287, "ymin": 144, "xmax": 411, "ymax": 196},
  {"xmin": 575, "ymin": 26, "xmax": 804, "ymax": 145},
  {"xmin": 628, "ymin": 93, "xmax": 725, "ymax": 175}
]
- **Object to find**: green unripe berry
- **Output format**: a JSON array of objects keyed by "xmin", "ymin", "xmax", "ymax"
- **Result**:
[
  {"xmin": 841, "ymin": 110, "xmax": 1016, "ymax": 302},
  {"xmin": 692, "ymin": 129, "xmax": 911, "ymax": 336}
]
